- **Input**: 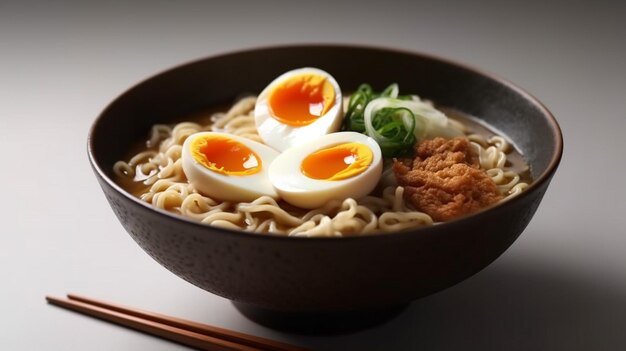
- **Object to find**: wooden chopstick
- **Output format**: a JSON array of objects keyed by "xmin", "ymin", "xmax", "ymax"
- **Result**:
[{"xmin": 46, "ymin": 294, "xmax": 310, "ymax": 351}]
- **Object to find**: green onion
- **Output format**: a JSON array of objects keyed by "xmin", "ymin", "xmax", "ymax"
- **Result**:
[
  {"xmin": 343, "ymin": 84, "xmax": 372, "ymax": 133},
  {"xmin": 343, "ymin": 83, "xmax": 451, "ymax": 157},
  {"xmin": 363, "ymin": 98, "xmax": 422, "ymax": 157},
  {"xmin": 343, "ymin": 83, "xmax": 412, "ymax": 134}
]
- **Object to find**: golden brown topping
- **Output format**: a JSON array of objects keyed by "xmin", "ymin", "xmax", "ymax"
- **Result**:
[{"xmin": 393, "ymin": 137, "xmax": 502, "ymax": 221}]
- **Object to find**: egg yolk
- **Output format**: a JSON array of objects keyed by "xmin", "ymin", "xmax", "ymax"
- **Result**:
[
  {"xmin": 190, "ymin": 135, "xmax": 261, "ymax": 176},
  {"xmin": 301, "ymin": 142, "xmax": 373, "ymax": 181},
  {"xmin": 268, "ymin": 73, "xmax": 335, "ymax": 127}
]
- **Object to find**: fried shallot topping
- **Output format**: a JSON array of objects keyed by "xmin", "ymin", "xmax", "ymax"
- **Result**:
[{"xmin": 393, "ymin": 137, "xmax": 502, "ymax": 221}]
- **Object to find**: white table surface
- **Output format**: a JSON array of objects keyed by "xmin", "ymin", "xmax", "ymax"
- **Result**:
[{"xmin": 2, "ymin": 1, "xmax": 625, "ymax": 350}]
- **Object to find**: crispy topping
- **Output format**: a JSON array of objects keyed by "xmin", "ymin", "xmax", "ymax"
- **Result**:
[{"xmin": 393, "ymin": 137, "xmax": 502, "ymax": 221}]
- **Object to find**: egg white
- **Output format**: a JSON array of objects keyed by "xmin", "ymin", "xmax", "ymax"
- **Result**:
[
  {"xmin": 254, "ymin": 67, "xmax": 343, "ymax": 152},
  {"xmin": 268, "ymin": 132, "xmax": 383, "ymax": 209},
  {"xmin": 181, "ymin": 132, "xmax": 279, "ymax": 202}
]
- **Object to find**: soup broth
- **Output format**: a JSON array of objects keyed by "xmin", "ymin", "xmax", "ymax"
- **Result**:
[{"xmin": 114, "ymin": 96, "xmax": 531, "ymax": 237}]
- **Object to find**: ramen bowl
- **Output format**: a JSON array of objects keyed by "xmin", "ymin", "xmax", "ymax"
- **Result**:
[{"xmin": 88, "ymin": 45, "xmax": 562, "ymax": 333}]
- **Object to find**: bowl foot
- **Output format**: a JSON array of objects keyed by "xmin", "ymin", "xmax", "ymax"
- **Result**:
[{"xmin": 232, "ymin": 301, "xmax": 410, "ymax": 335}]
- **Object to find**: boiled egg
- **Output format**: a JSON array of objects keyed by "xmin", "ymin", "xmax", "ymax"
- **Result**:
[
  {"xmin": 181, "ymin": 132, "xmax": 279, "ymax": 202},
  {"xmin": 254, "ymin": 67, "xmax": 343, "ymax": 152},
  {"xmin": 268, "ymin": 132, "xmax": 382, "ymax": 209}
]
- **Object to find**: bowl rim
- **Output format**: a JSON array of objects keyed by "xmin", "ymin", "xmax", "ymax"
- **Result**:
[{"xmin": 87, "ymin": 43, "xmax": 564, "ymax": 242}]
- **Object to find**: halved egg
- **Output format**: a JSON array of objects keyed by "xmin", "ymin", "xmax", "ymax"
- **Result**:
[
  {"xmin": 254, "ymin": 67, "xmax": 343, "ymax": 152},
  {"xmin": 181, "ymin": 132, "xmax": 279, "ymax": 202},
  {"xmin": 268, "ymin": 132, "xmax": 382, "ymax": 209}
]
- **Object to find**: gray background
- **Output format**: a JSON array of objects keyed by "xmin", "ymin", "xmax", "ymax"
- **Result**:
[{"xmin": 1, "ymin": 0, "xmax": 625, "ymax": 350}]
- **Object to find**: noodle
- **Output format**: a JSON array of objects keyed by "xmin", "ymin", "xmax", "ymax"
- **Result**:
[{"xmin": 114, "ymin": 97, "xmax": 529, "ymax": 237}]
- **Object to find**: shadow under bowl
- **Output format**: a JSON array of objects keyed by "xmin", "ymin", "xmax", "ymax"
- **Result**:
[{"xmin": 88, "ymin": 45, "xmax": 562, "ymax": 333}]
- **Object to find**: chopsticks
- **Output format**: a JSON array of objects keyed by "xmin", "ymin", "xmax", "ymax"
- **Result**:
[{"xmin": 46, "ymin": 294, "xmax": 311, "ymax": 351}]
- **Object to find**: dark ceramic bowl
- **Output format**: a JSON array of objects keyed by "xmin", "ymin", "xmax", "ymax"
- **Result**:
[{"xmin": 88, "ymin": 45, "xmax": 562, "ymax": 333}]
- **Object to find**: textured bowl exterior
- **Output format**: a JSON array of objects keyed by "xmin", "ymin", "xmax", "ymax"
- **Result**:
[{"xmin": 89, "ymin": 45, "xmax": 562, "ymax": 313}]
